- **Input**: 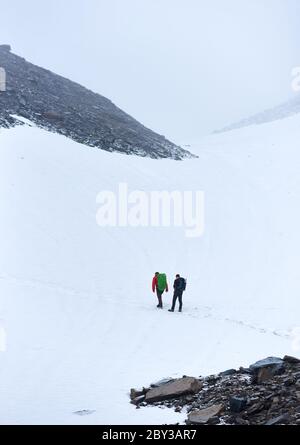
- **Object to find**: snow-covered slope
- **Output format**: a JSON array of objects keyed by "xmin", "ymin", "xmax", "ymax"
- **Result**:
[{"xmin": 1, "ymin": 114, "xmax": 300, "ymax": 424}]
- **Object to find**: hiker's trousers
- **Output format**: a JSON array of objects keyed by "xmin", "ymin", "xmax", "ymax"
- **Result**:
[
  {"xmin": 156, "ymin": 289, "xmax": 164, "ymax": 307},
  {"xmin": 171, "ymin": 290, "xmax": 183, "ymax": 311}
]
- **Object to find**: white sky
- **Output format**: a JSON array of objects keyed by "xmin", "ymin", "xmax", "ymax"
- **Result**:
[{"xmin": 1, "ymin": 0, "xmax": 300, "ymax": 144}]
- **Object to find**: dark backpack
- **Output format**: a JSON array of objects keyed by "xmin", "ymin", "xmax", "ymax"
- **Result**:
[{"xmin": 179, "ymin": 277, "xmax": 187, "ymax": 291}]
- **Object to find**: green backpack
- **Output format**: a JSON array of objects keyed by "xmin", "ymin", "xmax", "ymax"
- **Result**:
[{"xmin": 157, "ymin": 273, "xmax": 167, "ymax": 292}]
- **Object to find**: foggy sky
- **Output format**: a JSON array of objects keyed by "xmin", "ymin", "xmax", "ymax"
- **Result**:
[{"xmin": 1, "ymin": 0, "xmax": 300, "ymax": 144}]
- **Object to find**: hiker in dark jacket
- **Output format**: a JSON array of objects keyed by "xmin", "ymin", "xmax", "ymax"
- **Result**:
[
  {"xmin": 152, "ymin": 272, "xmax": 168, "ymax": 309},
  {"xmin": 169, "ymin": 274, "xmax": 186, "ymax": 313}
]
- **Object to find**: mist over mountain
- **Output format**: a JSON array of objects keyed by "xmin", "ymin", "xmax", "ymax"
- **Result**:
[{"xmin": 215, "ymin": 94, "xmax": 300, "ymax": 134}]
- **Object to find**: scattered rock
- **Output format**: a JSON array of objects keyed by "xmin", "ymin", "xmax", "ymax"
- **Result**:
[
  {"xmin": 130, "ymin": 388, "xmax": 148, "ymax": 400},
  {"xmin": 220, "ymin": 369, "xmax": 237, "ymax": 378},
  {"xmin": 42, "ymin": 111, "xmax": 64, "ymax": 122},
  {"xmin": 246, "ymin": 402, "xmax": 265, "ymax": 415},
  {"xmin": 207, "ymin": 416, "xmax": 221, "ymax": 425},
  {"xmin": 130, "ymin": 395, "xmax": 146, "ymax": 406},
  {"xmin": 73, "ymin": 410, "xmax": 96, "ymax": 416},
  {"xmin": 264, "ymin": 414, "xmax": 290, "ymax": 425},
  {"xmin": 204, "ymin": 375, "xmax": 220, "ymax": 384},
  {"xmin": 235, "ymin": 417, "xmax": 249, "ymax": 425}
]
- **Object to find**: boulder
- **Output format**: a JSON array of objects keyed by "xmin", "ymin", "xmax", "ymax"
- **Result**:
[
  {"xmin": 283, "ymin": 355, "xmax": 300, "ymax": 364},
  {"xmin": 250, "ymin": 357, "xmax": 285, "ymax": 383},
  {"xmin": 229, "ymin": 396, "xmax": 248, "ymax": 413},
  {"xmin": 145, "ymin": 377, "xmax": 202, "ymax": 403},
  {"xmin": 187, "ymin": 404, "xmax": 224, "ymax": 425},
  {"xmin": 250, "ymin": 357, "xmax": 284, "ymax": 371}
]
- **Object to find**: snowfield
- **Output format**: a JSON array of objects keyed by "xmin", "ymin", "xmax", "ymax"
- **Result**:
[{"xmin": 1, "ymin": 114, "xmax": 300, "ymax": 424}]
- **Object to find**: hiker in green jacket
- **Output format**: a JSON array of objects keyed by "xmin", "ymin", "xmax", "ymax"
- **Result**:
[{"xmin": 152, "ymin": 272, "xmax": 169, "ymax": 309}]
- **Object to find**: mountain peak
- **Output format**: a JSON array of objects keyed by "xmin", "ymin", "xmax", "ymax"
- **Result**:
[{"xmin": 0, "ymin": 44, "xmax": 11, "ymax": 52}]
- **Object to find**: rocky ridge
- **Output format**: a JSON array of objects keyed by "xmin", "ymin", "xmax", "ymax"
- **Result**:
[{"xmin": 0, "ymin": 44, "xmax": 193, "ymax": 160}]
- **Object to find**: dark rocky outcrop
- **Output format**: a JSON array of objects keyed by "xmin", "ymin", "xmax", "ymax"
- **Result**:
[
  {"xmin": 0, "ymin": 44, "xmax": 193, "ymax": 160},
  {"xmin": 130, "ymin": 355, "xmax": 300, "ymax": 425}
]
